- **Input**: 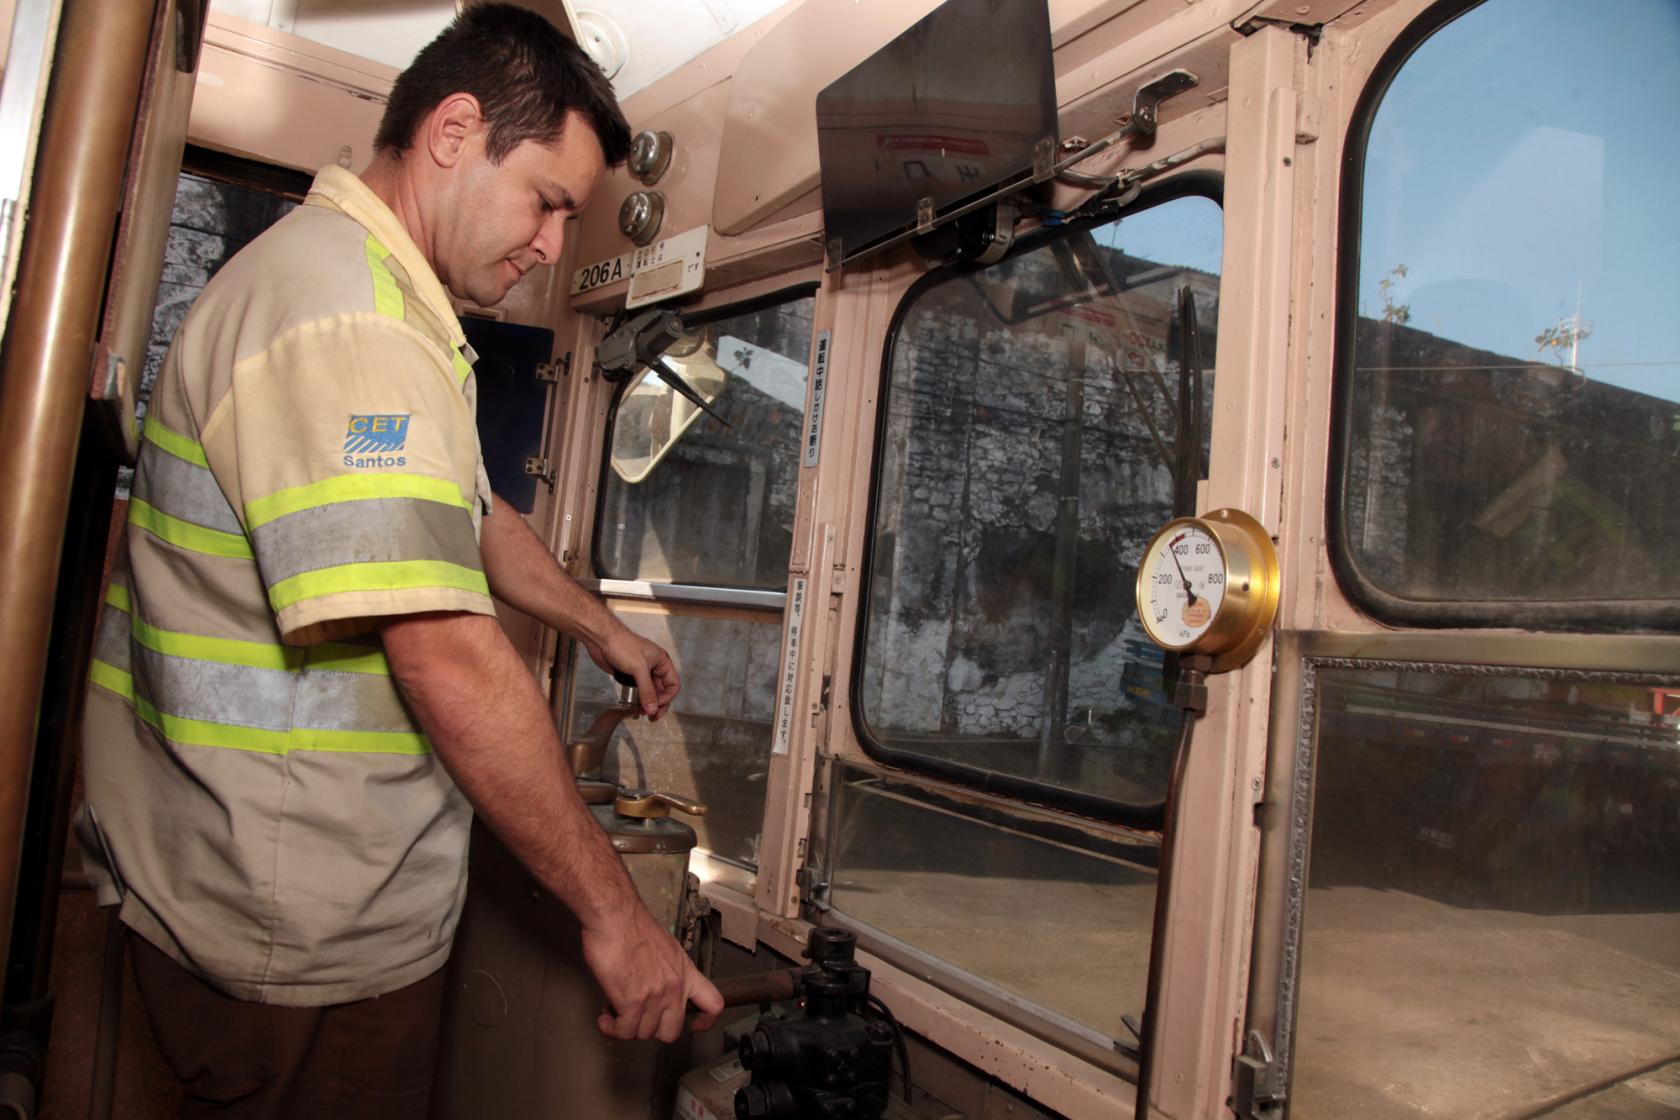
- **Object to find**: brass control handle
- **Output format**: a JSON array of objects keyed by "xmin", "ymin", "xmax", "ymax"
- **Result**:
[
  {"xmin": 565, "ymin": 692, "xmax": 644, "ymax": 778},
  {"xmin": 613, "ymin": 790, "xmax": 708, "ymax": 819}
]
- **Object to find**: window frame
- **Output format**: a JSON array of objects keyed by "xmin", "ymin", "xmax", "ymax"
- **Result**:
[
  {"xmin": 1243, "ymin": 628, "xmax": 1680, "ymax": 1119},
  {"xmin": 589, "ymin": 283, "xmax": 820, "ymax": 596},
  {"xmin": 1325, "ymin": 0, "xmax": 1680, "ymax": 632},
  {"xmin": 849, "ymin": 175, "xmax": 1223, "ymax": 827}
]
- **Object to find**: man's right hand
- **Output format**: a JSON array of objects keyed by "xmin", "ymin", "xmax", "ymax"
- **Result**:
[
  {"xmin": 582, "ymin": 901, "xmax": 723, "ymax": 1042},
  {"xmin": 384, "ymin": 612, "xmax": 720, "ymax": 1044}
]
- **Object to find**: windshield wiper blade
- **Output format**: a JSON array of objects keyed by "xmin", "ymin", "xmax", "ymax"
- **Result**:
[{"xmin": 652, "ymin": 357, "xmax": 732, "ymax": 428}]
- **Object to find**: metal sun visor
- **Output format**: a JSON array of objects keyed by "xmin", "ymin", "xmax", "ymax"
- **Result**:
[{"xmin": 814, "ymin": 0, "xmax": 1058, "ymax": 270}]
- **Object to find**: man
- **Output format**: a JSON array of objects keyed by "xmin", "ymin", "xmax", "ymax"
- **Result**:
[{"xmin": 76, "ymin": 5, "xmax": 721, "ymax": 1114}]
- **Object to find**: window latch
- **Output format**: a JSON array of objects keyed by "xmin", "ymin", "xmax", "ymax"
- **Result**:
[{"xmin": 1232, "ymin": 1030, "xmax": 1285, "ymax": 1120}]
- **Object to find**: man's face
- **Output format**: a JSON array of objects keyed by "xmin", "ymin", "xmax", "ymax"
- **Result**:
[{"xmin": 436, "ymin": 109, "xmax": 606, "ymax": 307}]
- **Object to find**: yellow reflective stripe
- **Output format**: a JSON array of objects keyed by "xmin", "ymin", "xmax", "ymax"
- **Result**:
[
  {"xmin": 451, "ymin": 348, "xmax": 473, "ymax": 387},
  {"xmin": 146, "ymin": 709, "xmax": 425, "ymax": 756},
  {"xmin": 141, "ymin": 706, "xmax": 291, "ymax": 754},
  {"xmin": 269, "ymin": 559, "xmax": 489, "ymax": 613},
  {"xmin": 105, "ymin": 577, "xmax": 390, "ymax": 676},
  {"xmin": 89, "ymin": 657, "xmax": 133, "ymax": 698},
  {"xmin": 142, "ymin": 417, "xmax": 209, "ymax": 467},
  {"xmin": 129, "ymin": 498, "xmax": 254, "ymax": 559},
  {"xmin": 131, "ymin": 613, "xmax": 296, "ymax": 671},
  {"xmin": 288, "ymin": 727, "xmax": 430, "ymax": 755},
  {"xmin": 244, "ymin": 474, "xmax": 473, "ymax": 530},
  {"xmin": 306, "ymin": 643, "xmax": 392, "ymax": 676},
  {"xmin": 104, "ymin": 582, "xmax": 131, "ymax": 613},
  {"xmin": 134, "ymin": 619, "xmax": 392, "ymax": 676},
  {"xmin": 90, "ymin": 659, "xmax": 424, "ymax": 755},
  {"xmin": 365, "ymin": 235, "xmax": 405, "ymax": 321}
]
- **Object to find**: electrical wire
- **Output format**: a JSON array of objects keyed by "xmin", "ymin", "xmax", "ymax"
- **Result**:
[{"xmin": 864, "ymin": 993, "xmax": 913, "ymax": 1105}]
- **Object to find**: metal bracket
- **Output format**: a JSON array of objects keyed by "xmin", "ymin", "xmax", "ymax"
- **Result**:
[
  {"xmin": 1123, "ymin": 69, "xmax": 1199, "ymax": 146},
  {"xmin": 1233, "ymin": 15, "xmax": 1324, "ymax": 44},
  {"xmin": 1232, "ymin": 1031, "xmax": 1285, "ymax": 1120},
  {"xmin": 915, "ymin": 196, "xmax": 935, "ymax": 234},
  {"xmin": 1031, "ymin": 135, "xmax": 1057, "ymax": 181}
]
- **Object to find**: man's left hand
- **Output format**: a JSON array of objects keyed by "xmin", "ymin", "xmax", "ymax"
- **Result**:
[{"xmin": 587, "ymin": 627, "xmax": 680, "ymax": 719}]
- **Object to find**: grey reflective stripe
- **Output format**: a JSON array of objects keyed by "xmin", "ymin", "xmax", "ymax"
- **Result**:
[
  {"xmin": 294, "ymin": 670, "xmax": 416, "ymax": 733},
  {"xmin": 128, "ymin": 641, "xmax": 422, "ymax": 737},
  {"xmin": 131, "ymin": 645, "xmax": 296, "ymax": 731},
  {"xmin": 93, "ymin": 602, "xmax": 131, "ymax": 670},
  {"xmin": 249, "ymin": 497, "xmax": 482, "ymax": 587},
  {"xmin": 133, "ymin": 442, "xmax": 245, "ymax": 535}
]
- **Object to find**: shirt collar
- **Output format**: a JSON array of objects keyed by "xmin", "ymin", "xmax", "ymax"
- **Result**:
[{"xmin": 304, "ymin": 164, "xmax": 466, "ymax": 347}]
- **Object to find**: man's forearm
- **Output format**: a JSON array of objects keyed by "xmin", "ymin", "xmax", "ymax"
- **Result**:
[
  {"xmin": 479, "ymin": 493, "xmax": 615, "ymax": 643},
  {"xmin": 383, "ymin": 610, "xmax": 637, "ymax": 932},
  {"xmin": 477, "ymin": 493, "xmax": 680, "ymax": 718}
]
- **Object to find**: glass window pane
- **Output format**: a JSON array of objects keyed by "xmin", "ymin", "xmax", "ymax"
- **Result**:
[
  {"xmin": 119, "ymin": 170, "xmax": 300, "ymax": 499},
  {"xmin": 563, "ymin": 609, "xmax": 782, "ymax": 867},
  {"xmin": 1340, "ymin": 0, "xmax": 1680, "ymax": 610},
  {"xmin": 858, "ymin": 195, "xmax": 1221, "ymax": 805},
  {"xmin": 597, "ymin": 296, "xmax": 815, "ymax": 588},
  {"xmin": 824, "ymin": 763, "xmax": 1158, "ymax": 1041},
  {"xmin": 1292, "ymin": 665, "xmax": 1680, "ymax": 1118}
]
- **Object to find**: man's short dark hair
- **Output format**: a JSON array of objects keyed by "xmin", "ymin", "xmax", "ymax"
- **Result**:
[{"xmin": 375, "ymin": 3, "xmax": 632, "ymax": 168}]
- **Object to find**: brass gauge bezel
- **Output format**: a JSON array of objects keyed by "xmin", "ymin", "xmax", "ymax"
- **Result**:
[{"xmin": 1135, "ymin": 507, "xmax": 1281, "ymax": 672}]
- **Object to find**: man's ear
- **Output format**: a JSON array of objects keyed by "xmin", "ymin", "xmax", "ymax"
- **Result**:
[{"xmin": 423, "ymin": 93, "xmax": 484, "ymax": 170}]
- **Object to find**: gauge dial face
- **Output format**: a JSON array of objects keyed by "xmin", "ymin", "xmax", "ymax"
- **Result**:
[{"xmin": 1141, "ymin": 522, "xmax": 1227, "ymax": 648}]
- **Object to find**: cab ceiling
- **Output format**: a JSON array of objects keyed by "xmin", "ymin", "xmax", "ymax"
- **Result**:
[{"xmin": 207, "ymin": 0, "xmax": 791, "ymax": 98}]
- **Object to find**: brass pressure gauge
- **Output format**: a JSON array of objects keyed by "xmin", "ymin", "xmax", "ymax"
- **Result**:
[{"xmin": 1136, "ymin": 508, "xmax": 1279, "ymax": 671}]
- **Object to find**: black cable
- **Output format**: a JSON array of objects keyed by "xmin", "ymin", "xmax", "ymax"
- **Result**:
[
  {"xmin": 864, "ymin": 993, "xmax": 912, "ymax": 1105},
  {"xmin": 1135, "ymin": 680, "xmax": 1202, "ymax": 1120},
  {"xmin": 1173, "ymin": 285, "xmax": 1206, "ymax": 518}
]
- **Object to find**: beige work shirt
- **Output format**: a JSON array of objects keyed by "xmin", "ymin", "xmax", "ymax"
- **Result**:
[{"xmin": 79, "ymin": 165, "xmax": 498, "ymax": 1005}]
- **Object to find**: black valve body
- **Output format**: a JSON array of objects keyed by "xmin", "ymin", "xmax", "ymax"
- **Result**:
[{"xmin": 734, "ymin": 930, "xmax": 894, "ymax": 1120}]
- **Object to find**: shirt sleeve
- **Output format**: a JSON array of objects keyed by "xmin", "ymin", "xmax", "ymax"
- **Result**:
[{"xmin": 209, "ymin": 313, "xmax": 495, "ymax": 644}]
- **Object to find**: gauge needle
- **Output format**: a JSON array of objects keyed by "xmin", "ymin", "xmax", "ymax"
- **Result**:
[{"xmin": 1168, "ymin": 536, "xmax": 1198, "ymax": 606}]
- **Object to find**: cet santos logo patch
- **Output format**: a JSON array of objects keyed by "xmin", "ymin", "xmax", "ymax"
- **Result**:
[{"xmin": 344, "ymin": 414, "xmax": 410, "ymax": 467}]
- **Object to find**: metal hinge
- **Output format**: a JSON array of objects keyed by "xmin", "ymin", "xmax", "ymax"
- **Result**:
[
  {"xmin": 1232, "ymin": 1031, "xmax": 1285, "ymax": 1120},
  {"xmin": 524, "ymin": 457, "xmax": 556, "ymax": 487},
  {"xmin": 535, "ymin": 353, "xmax": 569, "ymax": 383}
]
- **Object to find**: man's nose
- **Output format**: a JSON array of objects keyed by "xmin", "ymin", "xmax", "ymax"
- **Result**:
[{"xmin": 530, "ymin": 213, "xmax": 566, "ymax": 266}]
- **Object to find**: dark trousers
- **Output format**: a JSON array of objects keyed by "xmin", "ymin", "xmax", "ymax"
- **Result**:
[{"xmin": 128, "ymin": 932, "xmax": 446, "ymax": 1119}]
